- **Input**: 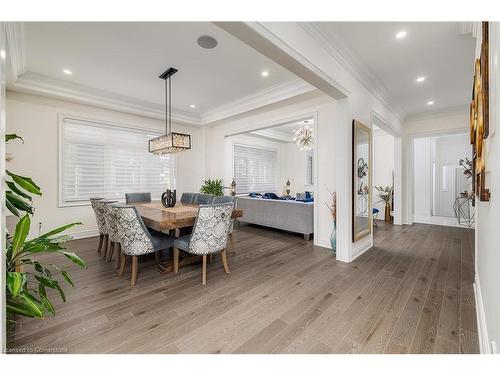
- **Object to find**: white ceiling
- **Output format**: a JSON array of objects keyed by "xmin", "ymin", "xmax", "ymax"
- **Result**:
[
  {"xmin": 7, "ymin": 22, "xmax": 307, "ymax": 124},
  {"xmin": 308, "ymin": 22, "xmax": 476, "ymax": 117},
  {"xmin": 249, "ymin": 119, "xmax": 314, "ymax": 143}
]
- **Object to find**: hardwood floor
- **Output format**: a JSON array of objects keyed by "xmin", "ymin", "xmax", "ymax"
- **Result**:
[{"xmin": 8, "ymin": 221, "xmax": 479, "ymax": 354}]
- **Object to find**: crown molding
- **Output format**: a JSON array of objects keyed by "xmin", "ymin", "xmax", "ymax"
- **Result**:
[
  {"xmin": 299, "ymin": 22, "xmax": 406, "ymax": 123},
  {"xmin": 7, "ymin": 71, "xmax": 317, "ymax": 127},
  {"xmin": 249, "ymin": 128, "xmax": 294, "ymax": 143},
  {"xmin": 8, "ymin": 72, "xmax": 202, "ymax": 125},
  {"xmin": 200, "ymin": 78, "xmax": 315, "ymax": 124},
  {"xmin": 403, "ymin": 104, "xmax": 469, "ymax": 123},
  {"xmin": 5, "ymin": 22, "xmax": 26, "ymax": 82}
]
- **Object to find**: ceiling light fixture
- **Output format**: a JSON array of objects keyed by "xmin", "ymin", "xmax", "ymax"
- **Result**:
[
  {"xmin": 190, "ymin": 104, "xmax": 196, "ymax": 109},
  {"xmin": 427, "ymin": 100, "xmax": 435, "ymax": 106},
  {"xmin": 149, "ymin": 68, "xmax": 192, "ymax": 155},
  {"xmin": 293, "ymin": 125, "xmax": 314, "ymax": 151},
  {"xmin": 63, "ymin": 69, "xmax": 72, "ymax": 75},
  {"xmin": 197, "ymin": 35, "xmax": 218, "ymax": 49},
  {"xmin": 416, "ymin": 76, "xmax": 425, "ymax": 83},
  {"xmin": 396, "ymin": 31, "xmax": 407, "ymax": 39},
  {"xmin": 261, "ymin": 70, "xmax": 269, "ymax": 77}
]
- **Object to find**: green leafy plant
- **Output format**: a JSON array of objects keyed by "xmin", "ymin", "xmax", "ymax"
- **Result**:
[
  {"xmin": 5, "ymin": 133, "xmax": 86, "ymax": 320},
  {"xmin": 200, "ymin": 178, "xmax": 224, "ymax": 196}
]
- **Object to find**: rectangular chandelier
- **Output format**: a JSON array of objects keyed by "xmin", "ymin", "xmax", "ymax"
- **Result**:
[
  {"xmin": 149, "ymin": 132, "xmax": 191, "ymax": 155},
  {"xmin": 149, "ymin": 67, "xmax": 192, "ymax": 155}
]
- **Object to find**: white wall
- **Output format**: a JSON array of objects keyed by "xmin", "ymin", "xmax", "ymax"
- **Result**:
[
  {"xmin": 282, "ymin": 142, "xmax": 314, "ymax": 195},
  {"xmin": 373, "ymin": 130, "xmax": 394, "ymax": 215},
  {"xmin": 474, "ymin": 22, "xmax": 500, "ymax": 354},
  {"xmin": 413, "ymin": 137, "xmax": 432, "ymax": 220},
  {"xmin": 0, "ymin": 22, "xmax": 7, "ymax": 351},
  {"xmin": 5, "ymin": 91, "xmax": 205, "ymax": 238}
]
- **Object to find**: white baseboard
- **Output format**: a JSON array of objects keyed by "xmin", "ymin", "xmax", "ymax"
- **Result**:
[
  {"xmin": 474, "ymin": 273, "xmax": 492, "ymax": 354},
  {"xmin": 351, "ymin": 240, "xmax": 373, "ymax": 262},
  {"xmin": 314, "ymin": 238, "xmax": 332, "ymax": 250},
  {"xmin": 413, "ymin": 215, "xmax": 474, "ymax": 228}
]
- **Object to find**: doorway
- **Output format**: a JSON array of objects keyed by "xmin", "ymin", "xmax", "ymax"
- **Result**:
[{"xmin": 412, "ymin": 132, "xmax": 472, "ymax": 227}]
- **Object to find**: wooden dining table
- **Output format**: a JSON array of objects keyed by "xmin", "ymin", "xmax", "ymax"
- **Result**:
[{"xmin": 133, "ymin": 201, "xmax": 243, "ymax": 273}]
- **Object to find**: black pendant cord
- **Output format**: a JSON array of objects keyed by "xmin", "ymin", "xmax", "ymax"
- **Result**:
[
  {"xmin": 165, "ymin": 77, "xmax": 169, "ymax": 134},
  {"xmin": 169, "ymin": 75, "xmax": 172, "ymax": 134}
]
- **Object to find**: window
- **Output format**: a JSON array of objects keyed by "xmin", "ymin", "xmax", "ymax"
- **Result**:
[
  {"xmin": 60, "ymin": 117, "xmax": 176, "ymax": 205},
  {"xmin": 306, "ymin": 149, "xmax": 314, "ymax": 186},
  {"xmin": 233, "ymin": 144, "xmax": 278, "ymax": 194}
]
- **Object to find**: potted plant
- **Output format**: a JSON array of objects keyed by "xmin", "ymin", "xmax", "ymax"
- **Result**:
[
  {"xmin": 374, "ymin": 185, "xmax": 393, "ymax": 222},
  {"xmin": 5, "ymin": 134, "xmax": 86, "ymax": 333},
  {"xmin": 200, "ymin": 178, "xmax": 224, "ymax": 196}
]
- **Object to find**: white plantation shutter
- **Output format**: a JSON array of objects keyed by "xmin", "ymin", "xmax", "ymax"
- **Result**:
[
  {"xmin": 233, "ymin": 144, "xmax": 278, "ymax": 194},
  {"xmin": 60, "ymin": 118, "xmax": 176, "ymax": 205}
]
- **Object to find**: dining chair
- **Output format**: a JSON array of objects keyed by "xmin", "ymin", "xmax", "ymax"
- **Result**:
[
  {"xmin": 102, "ymin": 201, "xmax": 121, "ymax": 263},
  {"xmin": 212, "ymin": 196, "xmax": 237, "ymax": 252},
  {"xmin": 96, "ymin": 199, "xmax": 118, "ymax": 259},
  {"xmin": 173, "ymin": 203, "xmax": 234, "ymax": 285},
  {"xmin": 125, "ymin": 192, "xmax": 152, "ymax": 204},
  {"xmin": 180, "ymin": 192, "xmax": 197, "ymax": 204},
  {"xmin": 194, "ymin": 193, "xmax": 214, "ymax": 205},
  {"xmin": 90, "ymin": 197, "xmax": 106, "ymax": 253},
  {"xmin": 112, "ymin": 203, "xmax": 175, "ymax": 286}
]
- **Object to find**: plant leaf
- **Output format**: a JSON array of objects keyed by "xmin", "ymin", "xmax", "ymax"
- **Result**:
[
  {"xmin": 6, "ymin": 199, "xmax": 21, "ymax": 217},
  {"xmin": 60, "ymin": 251, "xmax": 87, "ymax": 269},
  {"xmin": 38, "ymin": 222, "xmax": 82, "ymax": 239},
  {"xmin": 6, "ymin": 170, "xmax": 42, "ymax": 195},
  {"xmin": 61, "ymin": 270, "xmax": 75, "ymax": 287},
  {"xmin": 40, "ymin": 294, "xmax": 55, "ymax": 316},
  {"xmin": 7, "ymin": 293, "xmax": 44, "ymax": 318},
  {"xmin": 6, "ymin": 181, "xmax": 33, "ymax": 201},
  {"xmin": 34, "ymin": 275, "xmax": 66, "ymax": 302},
  {"xmin": 6, "ymin": 134, "xmax": 24, "ymax": 143},
  {"xmin": 6, "ymin": 272, "xmax": 27, "ymax": 295},
  {"xmin": 11, "ymin": 214, "xmax": 31, "ymax": 257},
  {"xmin": 6, "ymin": 191, "xmax": 34, "ymax": 214}
]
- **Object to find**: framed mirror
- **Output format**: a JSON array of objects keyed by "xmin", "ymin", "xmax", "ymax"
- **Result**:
[{"xmin": 352, "ymin": 120, "xmax": 372, "ymax": 241}]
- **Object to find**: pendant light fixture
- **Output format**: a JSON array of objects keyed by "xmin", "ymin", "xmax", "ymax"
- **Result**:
[{"xmin": 149, "ymin": 67, "xmax": 191, "ymax": 155}]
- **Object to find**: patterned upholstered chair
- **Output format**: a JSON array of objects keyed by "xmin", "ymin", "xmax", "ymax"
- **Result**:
[
  {"xmin": 194, "ymin": 193, "xmax": 214, "ymax": 205},
  {"xmin": 212, "ymin": 196, "xmax": 237, "ymax": 252},
  {"xmin": 112, "ymin": 203, "xmax": 175, "ymax": 286},
  {"xmin": 173, "ymin": 203, "xmax": 234, "ymax": 285},
  {"xmin": 125, "ymin": 192, "xmax": 152, "ymax": 204},
  {"xmin": 102, "ymin": 201, "xmax": 121, "ymax": 264},
  {"xmin": 90, "ymin": 198, "xmax": 106, "ymax": 253},
  {"xmin": 180, "ymin": 192, "xmax": 197, "ymax": 204},
  {"xmin": 92, "ymin": 198, "xmax": 117, "ymax": 257}
]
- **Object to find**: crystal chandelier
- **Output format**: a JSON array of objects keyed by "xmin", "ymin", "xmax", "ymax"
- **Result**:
[
  {"xmin": 293, "ymin": 125, "xmax": 314, "ymax": 151},
  {"xmin": 149, "ymin": 68, "xmax": 191, "ymax": 155}
]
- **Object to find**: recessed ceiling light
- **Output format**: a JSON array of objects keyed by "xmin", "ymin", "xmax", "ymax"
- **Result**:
[
  {"xmin": 63, "ymin": 69, "xmax": 72, "ymax": 75},
  {"xmin": 261, "ymin": 71, "xmax": 269, "ymax": 77},
  {"xmin": 0, "ymin": 49, "xmax": 5, "ymax": 60},
  {"xmin": 396, "ymin": 30, "xmax": 407, "ymax": 39},
  {"xmin": 197, "ymin": 35, "xmax": 218, "ymax": 49},
  {"xmin": 427, "ymin": 100, "xmax": 435, "ymax": 106},
  {"xmin": 416, "ymin": 76, "xmax": 426, "ymax": 83},
  {"xmin": 190, "ymin": 104, "xmax": 196, "ymax": 109}
]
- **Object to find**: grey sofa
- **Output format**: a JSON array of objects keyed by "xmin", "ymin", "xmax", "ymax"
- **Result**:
[{"xmin": 236, "ymin": 197, "xmax": 314, "ymax": 240}]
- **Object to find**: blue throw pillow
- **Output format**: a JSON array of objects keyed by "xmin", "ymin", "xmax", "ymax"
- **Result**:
[
  {"xmin": 264, "ymin": 192, "xmax": 280, "ymax": 200},
  {"xmin": 305, "ymin": 191, "xmax": 313, "ymax": 199}
]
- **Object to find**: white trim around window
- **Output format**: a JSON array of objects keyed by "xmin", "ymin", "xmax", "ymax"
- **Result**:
[{"xmin": 58, "ymin": 114, "xmax": 177, "ymax": 207}]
